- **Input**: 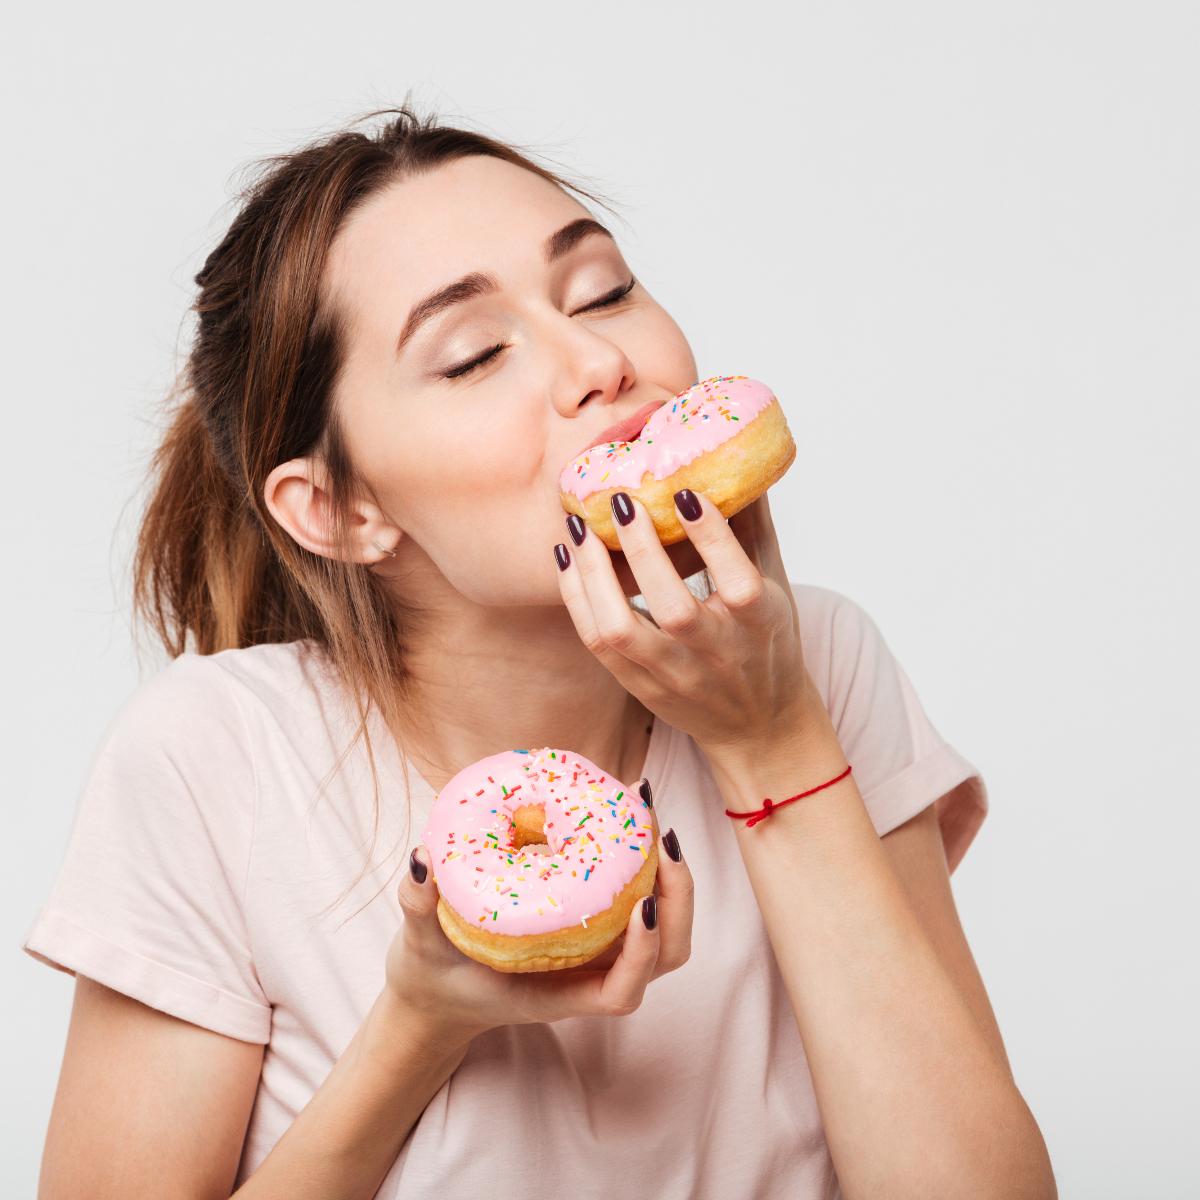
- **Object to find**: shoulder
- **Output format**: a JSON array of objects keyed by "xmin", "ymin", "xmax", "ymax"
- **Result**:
[
  {"xmin": 198, "ymin": 638, "xmax": 333, "ymax": 712},
  {"xmin": 789, "ymin": 580, "xmax": 888, "ymax": 661},
  {"xmin": 97, "ymin": 639, "xmax": 332, "ymax": 772},
  {"xmin": 788, "ymin": 584, "xmax": 989, "ymax": 868},
  {"xmin": 130, "ymin": 639, "xmax": 328, "ymax": 719},
  {"xmin": 788, "ymin": 581, "xmax": 906, "ymax": 723}
]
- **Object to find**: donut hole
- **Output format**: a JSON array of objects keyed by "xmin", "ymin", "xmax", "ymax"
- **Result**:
[{"xmin": 509, "ymin": 803, "xmax": 554, "ymax": 853}]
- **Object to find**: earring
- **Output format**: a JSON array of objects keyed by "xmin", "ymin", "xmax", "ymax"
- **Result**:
[{"xmin": 370, "ymin": 538, "xmax": 397, "ymax": 559}]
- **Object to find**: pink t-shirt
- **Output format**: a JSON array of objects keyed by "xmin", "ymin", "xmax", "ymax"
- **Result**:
[{"xmin": 22, "ymin": 582, "xmax": 987, "ymax": 1199}]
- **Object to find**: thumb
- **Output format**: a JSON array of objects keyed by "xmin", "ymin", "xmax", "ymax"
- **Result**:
[{"xmin": 397, "ymin": 844, "xmax": 442, "ymax": 921}]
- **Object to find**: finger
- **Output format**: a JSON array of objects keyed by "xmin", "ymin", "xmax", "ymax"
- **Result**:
[
  {"xmin": 540, "ymin": 892, "xmax": 662, "ymax": 1017},
  {"xmin": 649, "ymin": 822, "xmax": 694, "ymax": 976},
  {"xmin": 672, "ymin": 489, "xmax": 771, "ymax": 621},
  {"xmin": 727, "ymin": 494, "xmax": 789, "ymax": 593},
  {"xmin": 597, "ymin": 891, "xmax": 663, "ymax": 1011},
  {"xmin": 608, "ymin": 492, "xmax": 715, "ymax": 642},
  {"xmin": 397, "ymin": 844, "xmax": 445, "ymax": 945},
  {"xmin": 554, "ymin": 518, "xmax": 666, "ymax": 681}
]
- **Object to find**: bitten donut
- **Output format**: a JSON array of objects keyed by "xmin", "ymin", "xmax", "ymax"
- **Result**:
[
  {"xmin": 421, "ymin": 746, "xmax": 658, "ymax": 973},
  {"xmin": 558, "ymin": 374, "xmax": 796, "ymax": 551}
]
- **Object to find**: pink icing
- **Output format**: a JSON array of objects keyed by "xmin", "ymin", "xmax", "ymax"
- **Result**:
[
  {"xmin": 558, "ymin": 374, "xmax": 777, "ymax": 502},
  {"xmin": 420, "ymin": 746, "xmax": 653, "ymax": 936}
]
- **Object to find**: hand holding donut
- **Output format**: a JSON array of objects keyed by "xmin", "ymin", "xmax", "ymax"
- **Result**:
[
  {"xmin": 385, "ymin": 821, "xmax": 694, "ymax": 1042},
  {"xmin": 556, "ymin": 487, "xmax": 813, "ymax": 757}
]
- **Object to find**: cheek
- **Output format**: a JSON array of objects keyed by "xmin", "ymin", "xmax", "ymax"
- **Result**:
[
  {"xmin": 369, "ymin": 415, "xmax": 546, "ymax": 537},
  {"xmin": 413, "ymin": 437, "xmax": 573, "ymax": 603},
  {"xmin": 423, "ymin": 475, "xmax": 568, "ymax": 606},
  {"xmin": 622, "ymin": 306, "xmax": 696, "ymax": 379}
]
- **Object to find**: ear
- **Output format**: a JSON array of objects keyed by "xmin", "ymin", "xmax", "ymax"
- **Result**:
[{"xmin": 263, "ymin": 456, "xmax": 402, "ymax": 564}]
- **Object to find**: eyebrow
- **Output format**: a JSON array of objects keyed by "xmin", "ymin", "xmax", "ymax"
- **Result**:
[{"xmin": 394, "ymin": 217, "xmax": 616, "ymax": 358}]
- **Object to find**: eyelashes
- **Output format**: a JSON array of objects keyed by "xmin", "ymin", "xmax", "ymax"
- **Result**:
[{"xmin": 441, "ymin": 276, "xmax": 638, "ymax": 380}]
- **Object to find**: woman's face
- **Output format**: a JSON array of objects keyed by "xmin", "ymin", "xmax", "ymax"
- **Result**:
[{"xmin": 322, "ymin": 154, "xmax": 703, "ymax": 605}]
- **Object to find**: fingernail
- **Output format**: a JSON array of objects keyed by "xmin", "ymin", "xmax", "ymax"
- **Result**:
[
  {"xmin": 638, "ymin": 778, "xmax": 653, "ymax": 809},
  {"xmin": 566, "ymin": 513, "xmax": 587, "ymax": 546},
  {"xmin": 554, "ymin": 542, "xmax": 571, "ymax": 571},
  {"xmin": 674, "ymin": 489, "xmax": 702, "ymax": 522},
  {"xmin": 409, "ymin": 847, "xmax": 428, "ymax": 884},
  {"xmin": 641, "ymin": 894, "xmax": 657, "ymax": 930},
  {"xmin": 610, "ymin": 491, "xmax": 635, "ymax": 526},
  {"xmin": 663, "ymin": 827, "xmax": 682, "ymax": 863}
]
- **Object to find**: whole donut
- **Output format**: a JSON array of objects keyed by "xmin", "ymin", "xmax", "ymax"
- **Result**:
[
  {"xmin": 421, "ymin": 746, "xmax": 659, "ymax": 973},
  {"xmin": 558, "ymin": 374, "xmax": 796, "ymax": 550}
]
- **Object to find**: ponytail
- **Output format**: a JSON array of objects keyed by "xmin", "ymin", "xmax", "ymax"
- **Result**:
[{"xmin": 132, "ymin": 388, "xmax": 287, "ymax": 656}]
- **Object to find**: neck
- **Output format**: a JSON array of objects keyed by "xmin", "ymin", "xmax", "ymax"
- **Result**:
[{"xmin": 385, "ymin": 596, "xmax": 655, "ymax": 794}]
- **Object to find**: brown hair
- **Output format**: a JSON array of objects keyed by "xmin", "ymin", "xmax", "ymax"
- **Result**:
[{"xmin": 131, "ymin": 100, "xmax": 619, "ymax": 920}]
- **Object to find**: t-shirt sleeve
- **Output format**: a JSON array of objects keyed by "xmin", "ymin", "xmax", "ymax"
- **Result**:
[
  {"xmin": 21, "ymin": 652, "xmax": 271, "ymax": 1043},
  {"xmin": 802, "ymin": 585, "xmax": 989, "ymax": 873}
]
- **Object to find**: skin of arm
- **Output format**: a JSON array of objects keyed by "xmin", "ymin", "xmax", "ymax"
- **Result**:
[
  {"xmin": 39, "ymin": 976, "xmax": 471, "ymax": 1200},
  {"xmin": 39, "ymin": 976, "xmax": 264, "ymax": 1200},
  {"xmin": 702, "ymin": 688, "xmax": 1057, "ymax": 1200},
  {"xmin": 231, "ymin": 988, "xmax": 472, "ymax": 1199}
]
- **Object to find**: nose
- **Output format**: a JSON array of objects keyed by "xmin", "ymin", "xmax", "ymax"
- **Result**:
[{"xmin": 552, "ymin": 337, "xmax": 637, "ymax": 420}]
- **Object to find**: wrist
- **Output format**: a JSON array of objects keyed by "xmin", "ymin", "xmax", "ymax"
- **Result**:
[
  {"xmin": 702, "ymin": 680, "xmax": 842, "ymax": 776},
  {"xmin": 371, "ymin": 987, "xmax": 478, "ymax": 1067},
  {"xmin": 702, "ymin": 691, "xmax": 851, "ymax": 812}
]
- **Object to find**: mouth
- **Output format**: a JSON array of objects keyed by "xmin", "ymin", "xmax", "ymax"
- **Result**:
[{"xmin": 573, "ymin": 399, "xmax": 665, "ymax": 460}]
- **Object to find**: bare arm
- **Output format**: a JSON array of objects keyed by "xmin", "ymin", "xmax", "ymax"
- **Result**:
[
  {"xmin": 879, "ymin": 798, "xmax": 1013, "ymax": 1075},
  {"xmin": 39, "ymin": 975, "xmax": 472, "ymax": 1200},
  {"xmin": 704, "ymin": 694, "xmax": 1057, "ymax": 1200},
  {"xmin": 232, "ymin": 988, "xmax": 470, "ymax": 1199},
  {"xmin": 40, "ymin": 975, "xmax": 263, "ymax": 1199}
]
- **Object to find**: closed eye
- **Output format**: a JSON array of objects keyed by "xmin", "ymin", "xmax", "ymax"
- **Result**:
[{"xmin": 441, "ymin": 276, "xmax": 638, "ymax": 380}]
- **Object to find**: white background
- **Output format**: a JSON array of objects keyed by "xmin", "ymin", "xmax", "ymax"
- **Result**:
[{"xmin": 4, "ymin": 3, "xmax": 1197, "ymax": 1196}]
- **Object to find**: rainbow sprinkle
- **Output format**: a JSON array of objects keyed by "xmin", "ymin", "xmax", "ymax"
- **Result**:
[{"xmin": 430, "ymin": 746, "xmax": 652, "ymax": 935}]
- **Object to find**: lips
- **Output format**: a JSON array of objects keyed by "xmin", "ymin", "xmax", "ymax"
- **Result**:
[{"xmin": 574, "ymin": 400, "xmax": 664, "ymax": 460}]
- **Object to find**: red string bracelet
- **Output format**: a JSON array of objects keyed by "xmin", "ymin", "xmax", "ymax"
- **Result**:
[{"xmin": 725, "ymin": 763, "xmax": 853, "ymax": 828}]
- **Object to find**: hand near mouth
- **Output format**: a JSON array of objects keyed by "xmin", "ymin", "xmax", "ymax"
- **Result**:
[{"xmin": 552, "ymin": 485, "xmax": 811, "ymax": 760}]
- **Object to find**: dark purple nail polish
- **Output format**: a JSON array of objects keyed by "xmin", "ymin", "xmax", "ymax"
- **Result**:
[
  {"xmin": 638, "ymin": 778, "xmax": 653, "ymax": 809},
  {"xmin": 663, "ymin": 827, "xmax": 682, "ymax": 863},
  {"xmin": 611, "ymin": 491, "xmax": 635, "ymax": 526},
  {"xmin": 409, "ymin": 847, "xmax": 428, "ymax": 883},
  {"xmin": 566, "ymin": 513, "xmax": 587, "ymax": 546},
  {"xmin": 641, "ymin": 894, "xmax": 657, "ymax": 930},
  {"xmin": 674, "ymin": 489, "xmax": 702, "ymax": 522},
  {"xmin": 554, "ymin": 543, "xmax": 571, "ymax": 571}
]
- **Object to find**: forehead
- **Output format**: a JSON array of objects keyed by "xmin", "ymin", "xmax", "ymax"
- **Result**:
[{"xmin": 324, "ymin": 155, "xmax": 590, "ymax": 324}]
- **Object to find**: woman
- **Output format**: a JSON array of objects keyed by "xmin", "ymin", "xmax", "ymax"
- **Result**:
[{"xmin": 24, "ymin": 105, "xmax": 1055, "ymax": 1199}]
